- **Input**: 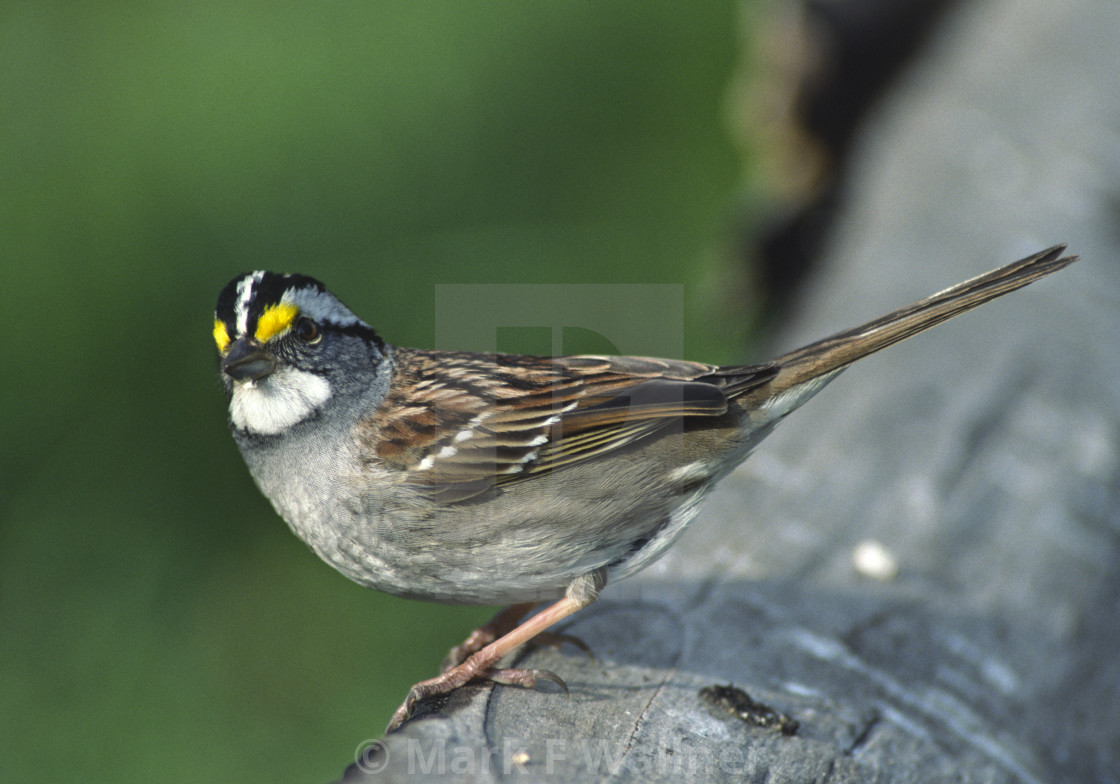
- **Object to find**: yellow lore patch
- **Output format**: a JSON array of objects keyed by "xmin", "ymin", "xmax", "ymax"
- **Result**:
[
  {"xmin": 255, "ymin": 302, "xmax": 299, "ymax": 343},
  {"xmin": 213, "ymin": 320, "xmax": 231, "ymax": 353}
]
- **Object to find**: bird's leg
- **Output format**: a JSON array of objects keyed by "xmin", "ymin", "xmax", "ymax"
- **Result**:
[
  {"xmin": 441, "ymin": 603, "xmax": 536, "ymax": 671},
  {"xmin": 442, "ymin": 603, "xmax": 594, "ymax": 672},
  {"xmin": 388, "ymin": 569, "xmax": 605, "ymax": 732}
]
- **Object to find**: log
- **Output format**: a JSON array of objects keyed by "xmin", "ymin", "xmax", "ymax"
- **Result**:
[{"xmin": 341, "ymin": 0, "xmax": 1119, "ymax": 780}]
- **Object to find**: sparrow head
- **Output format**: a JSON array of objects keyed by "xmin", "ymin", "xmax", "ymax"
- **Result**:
[{"xmin": 214, "ymin": 271, "xmax": 385, "ymax": 436}]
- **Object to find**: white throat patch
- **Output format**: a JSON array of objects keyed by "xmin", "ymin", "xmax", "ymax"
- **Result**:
[{"xmin": 229, "ymin": 366, "xmax": 331, "ymax": 435}]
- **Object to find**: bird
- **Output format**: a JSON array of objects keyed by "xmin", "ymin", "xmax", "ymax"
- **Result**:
[{"xmin": 212, "ymin": 245, "xmax": 1075, "ymax": 731}]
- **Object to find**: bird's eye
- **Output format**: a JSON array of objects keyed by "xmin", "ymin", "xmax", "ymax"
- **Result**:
[{"xmin": 295, "ymin": 317, "xmax": 321, "ymax": 344}]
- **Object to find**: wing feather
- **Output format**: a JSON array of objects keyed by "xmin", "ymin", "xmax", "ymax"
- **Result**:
[{"xmin": 359, "ymin": 349, "xmax": 775, "ymax": 502}]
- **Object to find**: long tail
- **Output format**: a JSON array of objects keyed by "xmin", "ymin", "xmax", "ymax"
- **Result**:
[{"xmin": 762, "ymin": 245, "xmax": 1076, "ymax": 395}]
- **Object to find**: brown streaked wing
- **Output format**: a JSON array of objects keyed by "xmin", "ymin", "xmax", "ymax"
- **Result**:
[{"xmin": 362, "ymin": 349, "xmax": 776, "ymax": 502}]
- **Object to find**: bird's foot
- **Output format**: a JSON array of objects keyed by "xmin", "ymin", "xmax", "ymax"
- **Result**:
[{"xmin": 387, "ymin": 651, "xmax": 567, "ymax": 731}]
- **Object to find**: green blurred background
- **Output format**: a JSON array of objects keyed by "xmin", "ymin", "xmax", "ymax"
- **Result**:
[{"xmin": 1, "ymin": 2, "xmax": 767, "ymax": 781}]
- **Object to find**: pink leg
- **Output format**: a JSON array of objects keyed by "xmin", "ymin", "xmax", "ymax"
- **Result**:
[
  {"xmin": 442, "ymin": 603, "xmax": 536, "ymax": 672},
  {"xmin": 387, "ymin": 570, "xmax": 605, "ymax": 731}
]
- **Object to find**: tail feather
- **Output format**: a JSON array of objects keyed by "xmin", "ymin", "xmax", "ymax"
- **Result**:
[{"xmin": 764, "ymin": 245, "xmax": 1076, "ymax": 394}]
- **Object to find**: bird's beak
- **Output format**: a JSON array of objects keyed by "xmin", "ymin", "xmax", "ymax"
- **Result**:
[{"xmin": 223, "ymin": 339, "xmax": 278, "ymax": 382}]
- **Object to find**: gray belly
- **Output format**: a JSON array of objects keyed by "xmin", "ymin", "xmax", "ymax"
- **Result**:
[{"xmin": 326, "ymin": 451, "xmax": 729, "ymax": 605}]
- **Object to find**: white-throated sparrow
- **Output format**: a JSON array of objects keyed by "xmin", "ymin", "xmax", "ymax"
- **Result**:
[{"xmin": 213, "ymin": 246, "xmax": 1074, "ymax": 730}]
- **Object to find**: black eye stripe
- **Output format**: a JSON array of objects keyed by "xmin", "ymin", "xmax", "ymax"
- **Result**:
[
  {"xmin": 336, "ymin": 322, "xmax": 385, "ymax": 348},
  {"xmin": 301, "ymin": 320, "xmax": 384, "ymax": 348}
]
